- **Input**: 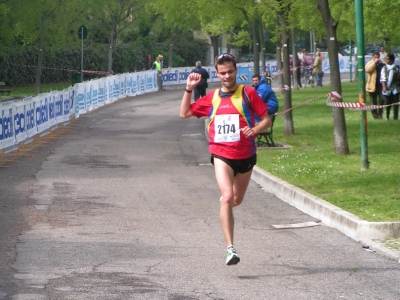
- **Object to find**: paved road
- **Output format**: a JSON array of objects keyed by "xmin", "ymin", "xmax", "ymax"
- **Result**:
[{"xmin": 0, "ymin": 87, "xmax": 399, "ymax": 299}]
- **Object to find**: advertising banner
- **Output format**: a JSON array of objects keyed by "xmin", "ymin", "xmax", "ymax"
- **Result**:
[{"xmin": 1, "ymin": 101, "xmax": 15, "ymax": 149}]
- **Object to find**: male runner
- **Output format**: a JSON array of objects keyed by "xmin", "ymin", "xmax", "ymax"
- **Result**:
[{"xmin": 180, "ymin": 53, "xmax": 271, "ymax": 265}]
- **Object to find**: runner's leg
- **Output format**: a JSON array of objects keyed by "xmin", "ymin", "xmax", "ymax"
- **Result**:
[
  {"xmin": 213, "ymin": 158, "xmax": 253, "ymax": 246},
  {"xmin": 232, "ymin": 170, "xmax": 253, "ymax": 207},
  {"xmin": 213, "ymin": 158, "xmax": 235, "ymax": 246}
]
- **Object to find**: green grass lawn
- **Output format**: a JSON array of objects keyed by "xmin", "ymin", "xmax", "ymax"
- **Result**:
[
  {"xmin": 0, "ymin": 82, "xmax": 72, "ymax": 99},
  {"xmin": 257, "ymin": 82, "xmax": 400, "ymax": 222}
]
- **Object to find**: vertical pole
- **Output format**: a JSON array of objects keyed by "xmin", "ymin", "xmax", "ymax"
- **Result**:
[
  {"xmin": 355, "ymin": 0, "xmax": 369, "ymax": 170},
  {"xmin": 81, "ymin": 30, "xmax": 83, "ymax": 83},
  {"xmin": 313, "ymin": 32, "xmax": 316, "ymax": 54},
  {"xmin": 349, "ymin": 39, "xmax": 352, "ymax": 83}
]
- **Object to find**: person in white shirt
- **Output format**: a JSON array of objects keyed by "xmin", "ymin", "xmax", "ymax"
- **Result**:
[
  {"xmin": 380, "ymin": 46, "xmax": 388, "ymax": 64},
  {"xmin": 380, "ymin": 53, "xmax": 399, "ymax": 120}
]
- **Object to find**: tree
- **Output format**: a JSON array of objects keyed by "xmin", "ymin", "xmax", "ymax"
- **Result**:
[
  {"xmin": 0, "ymin": 0, "xmax": 16, "ymax": 56},
  {"xmin": 258, "ymin": 0, "xmax": 296, "ymax": 135},
  {"xmin": 218, "ymin": 0, "xmax": 263, "ymax": 72},
  {"xmin": 87, "ymin": 0, "xmax": 144, "ymax": 73},
  {"xmin": 317, "ymin": 0, "xmax": 349, "ymax": 155},
  {"xmin": 12, "ymin": 0, "xmax": 86, "ymax": 93},
  {"xmin": 364, "ymin": 0, "xmax": 400, "ymax": 48}
]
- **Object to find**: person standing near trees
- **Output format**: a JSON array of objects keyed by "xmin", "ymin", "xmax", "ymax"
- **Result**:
[
  {"xmin": 303, "ymin": 51, "xmax": 312, "ymax": 68},
  {"xmin": 380, "ymin": 46, "xmax": 388, "ymax": 64},
  {"xmin": 191, "ymin": 61, "xmax": 209, "ymax": 101},
  {"xmin": 147, "ymin": 54, "xmax": 153, "ymax": 70},
  {"xmin": 381, "ymin": 53, "xmax": 400, "ymax": 121},
  {"xmin": 290, "ymin": 54, "xmax": 303, "ymax": 88},
  {"xmin": 180, "ymin": 54, "xmax": 271, "ymax": 266},
  {"xmin": 152, "ymin": 55, "xmax": 164, "ymax": 91},
  {"xmin": 313, "ymin": 51, "xmax": 323, "ymax": 87},
  {"xmin": 366, "ymin": 51, "xmax": 385, "ymax": 119}
]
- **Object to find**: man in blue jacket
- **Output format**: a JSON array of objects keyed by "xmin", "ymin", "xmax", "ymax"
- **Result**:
[
  {"xmin": 191, "ymin": 61, "xmax": 210, "ymax": 101},
  {"xmin": 251, "ymin": 73, "xmax": 278, "ymax": 115}
]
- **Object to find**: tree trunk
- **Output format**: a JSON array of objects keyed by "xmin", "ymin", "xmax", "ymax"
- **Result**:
[
  {"xmin": 317, "ymin": 0, "xmax": 349, "ymax": 155},
  {"xmin": 276, "ymin": 17, "xmax": 283, "ymax": 94},
  {"xmin": 211, "ymin": 36, "xmax": 219, "ymax": 59},
  {"xmin": 279, "ymin": 12, "xmax": 294, "ymax": 135},
  {"xmin": 259, "ymin": 18, "xmax": 265, "ymax": 73},
  {"xmin": 250, "ymin": 20, "xmax": 259, "ymax": 75},
  {"xmin": 35, "ymin": 12, "xmax": 47, "ymax": 94},
  {"xmin": 291, "ymin": 27, "xmax": 298, "ymax": 90},
  {"xmin": 168, "ymin": 35, "xmax": 174, "ymax": 68},
  {"xmin": 107, "ymin": 26, "xmax": 115, "ymax": 73}
]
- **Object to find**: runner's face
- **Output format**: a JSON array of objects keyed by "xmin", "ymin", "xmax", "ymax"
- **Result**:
[{"xmin": 216, "ymin": 62, "xmax": 237, "ymax": 90}]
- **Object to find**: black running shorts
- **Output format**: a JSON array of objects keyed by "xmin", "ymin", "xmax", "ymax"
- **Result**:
[{"xmin": 211, "ymin": 154, "xmax": 257, "ymax": 176}]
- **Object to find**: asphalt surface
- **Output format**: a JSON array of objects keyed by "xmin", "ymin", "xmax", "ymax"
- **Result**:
[{"xmin": 0, "ymin": 85, "xmax": 399, "ymax": 299}]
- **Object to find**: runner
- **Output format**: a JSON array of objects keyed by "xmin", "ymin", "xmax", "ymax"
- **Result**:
[{"xmin": 179, "ymin": 53, "xmax": 272, "ymax": 265}]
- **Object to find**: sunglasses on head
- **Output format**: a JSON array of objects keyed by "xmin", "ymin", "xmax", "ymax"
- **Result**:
[{"xmin": 215, "ymin": 53, "xmax": 236, "ymax": 62}]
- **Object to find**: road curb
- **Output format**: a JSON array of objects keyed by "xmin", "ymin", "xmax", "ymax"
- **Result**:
[{"xmin": 359, "ymin": 238, "xmax": 398, "ymax": 261}]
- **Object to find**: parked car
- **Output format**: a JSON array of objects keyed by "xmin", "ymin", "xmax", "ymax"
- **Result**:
[
  {"xmin": 265, "ymin": 53, "xmax": 276, "ymax": 60},
  {"xmin": 365, "ymin": 45, "xmax": 380, "ymax": 55},
  {"xmin": 237, "ymin": 54, "xmax": 253, "ymax": 63},
  {"xmin": 338, "ymin": 46, "xmax": 350, "ymax": 56}
]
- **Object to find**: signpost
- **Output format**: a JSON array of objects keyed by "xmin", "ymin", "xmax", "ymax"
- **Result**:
[{"xmin": 78, "ymin": 26, "xmax": 87, "ymax": 83}]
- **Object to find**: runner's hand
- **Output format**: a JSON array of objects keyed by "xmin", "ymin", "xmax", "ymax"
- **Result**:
[
  {"xmin": 241, "ymin": 126, "xmax": 255, "ymax": 138},
  {"xmin": 187, "ymin": 73, "xmax": 202, "ymax": 89}
]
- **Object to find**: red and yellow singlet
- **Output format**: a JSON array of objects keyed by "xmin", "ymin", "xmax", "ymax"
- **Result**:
[{"xmin": 190, "ymin": 85, "xmax": 268, "ymax": 159}]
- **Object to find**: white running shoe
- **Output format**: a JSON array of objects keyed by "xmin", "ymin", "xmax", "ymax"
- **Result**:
[{"xmin": 226, "ymin": 246, "xmax": 240, "ymax": 265}]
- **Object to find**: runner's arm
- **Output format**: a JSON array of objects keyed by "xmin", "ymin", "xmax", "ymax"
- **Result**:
[{"xmin": 180, "ymin": 73, "xmax": 202, "ymax": 118}]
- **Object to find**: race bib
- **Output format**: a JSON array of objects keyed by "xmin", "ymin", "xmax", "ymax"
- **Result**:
[{"xmin": 214, "ymin": 114, "xmax": 240, "ymax": 143}]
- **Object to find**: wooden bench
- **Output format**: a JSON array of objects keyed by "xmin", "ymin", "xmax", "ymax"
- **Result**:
[
  {"xmin": 256, "ymin": 114, "xmax": 276, "ymax": 147},
  {"xmin": 0, "ymin": 82, "xmax": 12, "ymax": 95}
]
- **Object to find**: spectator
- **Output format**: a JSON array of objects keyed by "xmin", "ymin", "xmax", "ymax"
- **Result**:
[
  {"xmin": 252, "ymin": 73, "xmax": 278, "ymax": 115},
  {"xmin": 152, "ymin": 55, "xmax": 164, "ymax": 91},
  {"xmin": 191, "ymin": 61, "xmax": 209, "ymax": 101},
  {"xmin": 297, "ymin": 48, "xmax": 305, "ymax": 78},
  {"xmin": 365, "ymin": 51, "xmax": 385, "ymax": 119},
  {"xmin": 147, "ymin": 54, "xmax": 153, "ymax": 70},
  {"xmin": 380, "ymin": 46, "xmax": 388, "ymax": 64},
  {"xmin": 313, "ymin": 51, "xmax": 323, "ymax": 87},
  {"xmin": 316, "ymin": 48, "xmax": 323, "ymax": 59},
  {"xmin": 381, "ymin": 53, "xmax": 399, "ymax": 121},
  {"xmin": 290, "ymin": 54, "xmax": 303, "ymax": 88},
  {"xmin": 297, "ymin": 48, "xmax": 305, "ymax": 62},
  {"xmin": 159, "ymin": 54, "xmax": 164, "ymax": 69},
  {"xmin": 303, "ymin": 51, "xmax": 313, "ymax": 68}
]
